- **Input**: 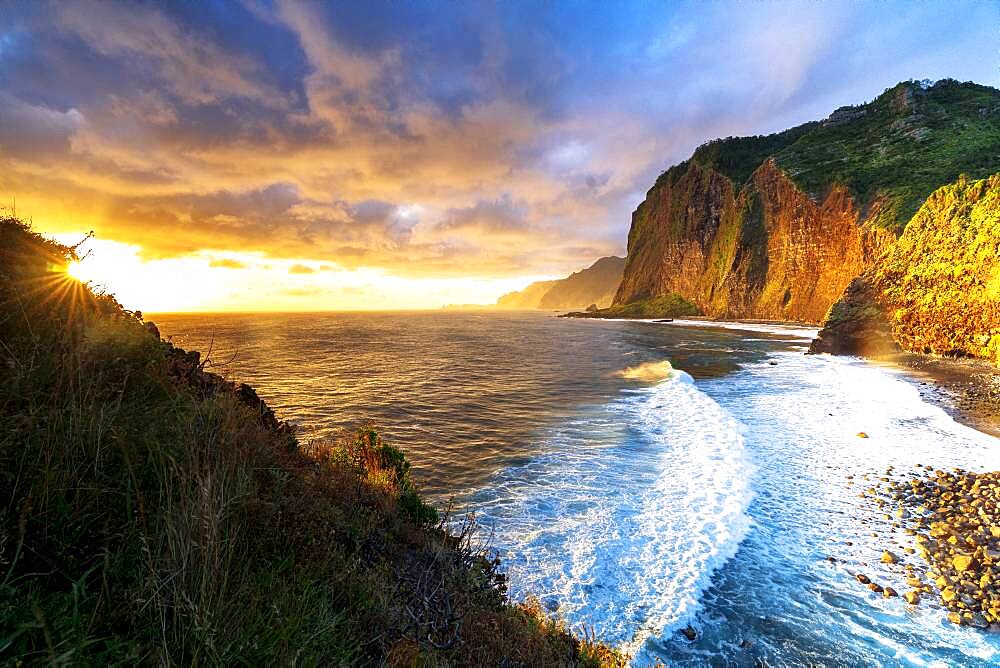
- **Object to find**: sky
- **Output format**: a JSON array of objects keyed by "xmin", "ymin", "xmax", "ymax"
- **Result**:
[{"xmin": 1, "ymin": 0, "xmax": 998, "ymax": 311}]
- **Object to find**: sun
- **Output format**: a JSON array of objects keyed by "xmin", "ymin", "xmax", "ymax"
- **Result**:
[
  {"xmin": 66, "ymin": 260, "xmax": 85, "ymax": 280},
  {"xmin": 52, "ymin": 237, "xmax": 228, "ymax": 312}
]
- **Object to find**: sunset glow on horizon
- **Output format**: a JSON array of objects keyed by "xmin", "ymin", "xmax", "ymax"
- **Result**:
[
  {"xmin": 3, "ymin": 1, "xmax": 997, "ymax": 311},
  {"xmin": 54, "ymin": 233, "xmax": 545, "ymax": 313}
]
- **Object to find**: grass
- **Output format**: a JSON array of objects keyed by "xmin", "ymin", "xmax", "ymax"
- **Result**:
[{"xmin": 0, "ymin": 216, "xmax": 627, "ymax": 666}]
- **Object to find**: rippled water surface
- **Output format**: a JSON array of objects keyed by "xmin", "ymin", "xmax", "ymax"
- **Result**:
[{"xmin": 153, "ymin": 310, "xmax": 1000, "ymax": 665}]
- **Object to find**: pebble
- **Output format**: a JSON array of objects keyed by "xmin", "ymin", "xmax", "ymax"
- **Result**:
[{"xmin": 869, "ymin": 467, "xmax": 1000, "ymax": 630}]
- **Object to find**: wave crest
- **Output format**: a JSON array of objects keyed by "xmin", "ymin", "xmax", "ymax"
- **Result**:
[{"xmin": 617, "ymin": 360, "xmax": 693, "ymax": 384}]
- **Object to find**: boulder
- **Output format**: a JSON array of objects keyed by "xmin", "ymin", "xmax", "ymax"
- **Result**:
[{"xmin": 953, "ymin": 554, "xmax": 978, "ymax": 573}]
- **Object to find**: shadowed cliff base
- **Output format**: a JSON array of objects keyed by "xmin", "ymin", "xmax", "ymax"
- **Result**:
[
  {"xmin": 808, "ymin": 278, "xmax": 900, "ymax": 357},
  {"xmin": 0, "ymin": 216, "xmax": 626, "ymax": 666}
]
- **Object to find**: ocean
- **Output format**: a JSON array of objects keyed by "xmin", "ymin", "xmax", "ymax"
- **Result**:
[{"xmin": 152, "ymin": 310, "xmax": 1000, "ymax": 666}]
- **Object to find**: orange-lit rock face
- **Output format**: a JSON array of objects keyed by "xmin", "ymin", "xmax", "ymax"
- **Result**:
[
  {"xmin": 813, "ymin": 174, "xmax": 1000, "ymax": 362},
  {"xmin": 615, "ymin": 159, "xmax": 895, "ymax": 324}
]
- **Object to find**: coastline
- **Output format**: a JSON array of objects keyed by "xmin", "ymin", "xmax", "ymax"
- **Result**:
[
  {"xmin": 628, "ymin": 314, "xmax": 1000, "ymax": 439},
  {"xmin": 888, "ymin": 354, "xmax": 1000, "ymax": 438},
  {"xmin": 567, "ymin": 312, "xmax": 1000, "ymax": 439}
]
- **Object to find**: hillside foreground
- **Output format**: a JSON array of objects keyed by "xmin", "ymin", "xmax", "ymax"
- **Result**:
[{"xmin": 0, "ymin": 217, "xmax": 624, "ymax": 666}]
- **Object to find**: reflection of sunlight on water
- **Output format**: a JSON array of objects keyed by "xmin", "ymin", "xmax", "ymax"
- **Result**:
[{"xmin": 149, "ymin": 312, "xmax": 783, "ymax": 500}]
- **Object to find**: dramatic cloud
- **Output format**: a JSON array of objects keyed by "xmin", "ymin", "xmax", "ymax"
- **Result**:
[{"xmin": 2, "ymin": 0, "xmax": 998, "ymax": 308}]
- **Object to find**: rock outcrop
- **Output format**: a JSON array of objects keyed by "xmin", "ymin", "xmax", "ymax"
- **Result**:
[
  {"xmin": 811, "ymin": 174, "xmax": 1000, "ymax": 362},
  {"xmin": 615, "ymin": 79, "xmax": 1000, "ymax": 328}
]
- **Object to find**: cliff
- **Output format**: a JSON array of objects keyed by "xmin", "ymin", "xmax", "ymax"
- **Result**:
[
  {"xmin": 496, "ymin": 256, "xmax": 624, "ymax": 310},
  {"xmin": 811, "ymin": 174, "xmax": 1000, "ymax": 362},
  {"xmin": 538, "ymin": 256, "xmax": 625, "ymax": 309},
  {"xmin": 616, "ymin": 79, "xmax": 1000, "ymax": 324},
  {"xmin": 616, "ymin": 158, "xmax": 895, "ymax": 322},
  {"xmin": 495, "ymin": 279, "xmax": 558, "ymax": 309}
]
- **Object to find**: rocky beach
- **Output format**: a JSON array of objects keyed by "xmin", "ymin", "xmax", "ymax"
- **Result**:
[
  {"xmin": 838, "ymin": 356, "xmax": 1000, "ymax": 635},
  {"xmin": 857, "ymin": 463, "xmax": 1000, "ymax": 630},
  {"xmin": 894, "ymin": 355, "xmax": 1000, "ymax": 438}
]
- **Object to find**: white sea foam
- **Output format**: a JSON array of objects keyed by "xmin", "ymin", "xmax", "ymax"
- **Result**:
[
  {"xmin": 474, "ymin": 343, "xmax": 1000, "ymax": 665},
  {"xmin": 616, "ymin": 359, "xmax": 693, "ymax": 383},
  {"xmin": 653, "ymin": 349, "xmax": 1000, "ymax": 665},
  {"xmin": 585, "ymin": 316, "xmax": 820, "ymax": 340},
  {"xmin": 470, "ymin": 360, "xmax": 754, "ymax": 654},
  {"xmin": 664, "ymin": 318, "xmax": 820, "ymax": 340}
]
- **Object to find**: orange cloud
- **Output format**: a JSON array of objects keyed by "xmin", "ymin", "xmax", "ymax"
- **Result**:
[
  {"xmin": 209, "ymin": 258, "xmax": 248, "ymax": 269},
  {"xmin": 5, "ymin": 0, "xmax": 992, "ymax": 311}
]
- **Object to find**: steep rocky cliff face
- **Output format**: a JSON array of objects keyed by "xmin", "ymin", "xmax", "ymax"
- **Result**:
[
  {"xmin": 811, "ymin": 174, "xmax": 1000, "ymax": 362},
  {"xmin": 616, "ymin": 79, "xmax": 1000, "ymax": 324},
  {"xmin": 616, "ymin": 158, "xmax": 895, "ymax": 322},
  {"xmin": 537, "ymin": 256, "xmax": 624, "ymax": 309},
  {"xmin": 496, "ymin": 256, "xmax": 624, "ymax": 310}
]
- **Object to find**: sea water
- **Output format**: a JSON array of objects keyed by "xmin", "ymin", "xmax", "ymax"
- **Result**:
[{"xmin": 153, "ymin": 311, "xmax": 1000, "ymax": 666}]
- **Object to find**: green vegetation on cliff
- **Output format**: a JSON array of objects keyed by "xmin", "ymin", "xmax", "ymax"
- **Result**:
[
  {"xmin": 811, "ymin": 173, "xmax": 1000, "ymax": 363},
  {"xmin": 668, "ymin": 79, "xmax": 1000, "ymax": 232},
  {"xmin": 564, "ymin": 293, "xmax": 700, "ymax": 319},
  {"xmin": 0, "ymin": 217, "xmax": 624, "ymax": 665},
  {"xmin": 779, "ymin": 80, "xmax": 1000, "ymax": 231},
  {"xmin": 658, "ymin": 122, "xmax": 817, "ymax": 189}
]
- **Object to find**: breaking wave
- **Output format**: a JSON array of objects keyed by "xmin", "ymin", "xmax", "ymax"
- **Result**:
[
  {"xmin": 471, "ymin": 360, "xmax": 753, "ymax": 653},
  {"xmin": 616, "ymin": 359, "xmax": 694, "ymax": 383}
]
